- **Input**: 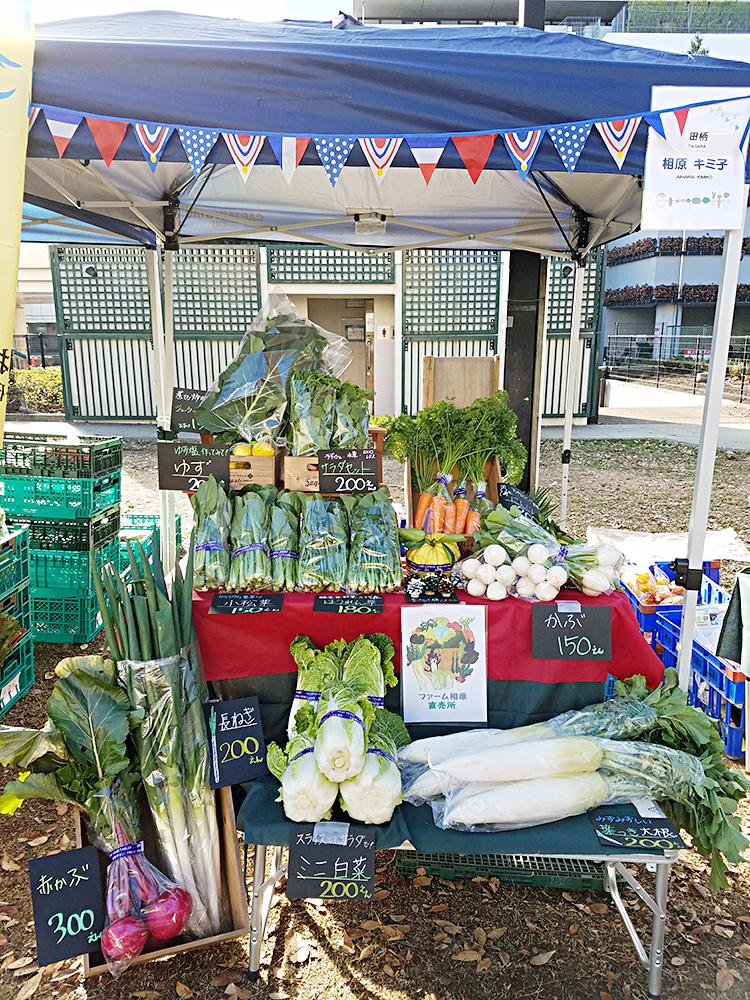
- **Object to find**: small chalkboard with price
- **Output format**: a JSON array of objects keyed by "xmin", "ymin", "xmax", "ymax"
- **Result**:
[
  {"xmin": 317, "ymin": 449, "xmax": 378, "ymax": 494},
  {"xmin": 157, "ymin": 441, "xmax": 230, "ymax": 491},
  {"xmin": 497, "ymin": 483, "xmax": 539, "ymax": 519},
  {"xmin": 531, "ymin": 604, "xmax": 612, "ymax": 660},
  {"xmin": 209, "ymin": 593, "xmax": 284, "ymax": 615},
  {"xmin": 589, "ymin": 804, "xmax": 684, "ymax": 851},
  {"xmin": 287, "ymin": 824, "xmax": 376, "ymax": 901},
  {"xmin": 29, "ymin": 846, "xmax": 106, "ymax": 966},
  {"xmin": 313, "ymin": 594, "xmax": 383, "ymax": 615},
  {"xmin": 203, "ymin": 695, "xmax": 268, "ymax": 788},
  {"xmin": 171, "ymin": 386, "xmax": 206, "ymax": 435}
]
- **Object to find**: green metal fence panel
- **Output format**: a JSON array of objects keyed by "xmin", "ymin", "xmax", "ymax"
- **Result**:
[
  {"xmin": 403, "ymin": 248, "xmax": 500, "ymax": 338},
  {"xmin": 172, "ymin": 246, "xmax": 261, "ymax": 336},
  {"xmin": 267, "ymin": 244, "xmax": 394, "ymax": 283}
]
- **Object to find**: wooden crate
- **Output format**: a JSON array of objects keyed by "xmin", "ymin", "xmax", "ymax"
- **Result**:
[
  {"xmin": 404, "ymin": 458, "xmax": 502, "ymax": 529},
  {"xmin": 78, "ymin": 786, "xmax": 248, "ymax": 977},
  {"xmin": 283, "ymin": 455, "xmax": 320, "ymax": 492},
  {"xmin": 229, "ymin": 454, "xmax": 279, "ymax": 490}
]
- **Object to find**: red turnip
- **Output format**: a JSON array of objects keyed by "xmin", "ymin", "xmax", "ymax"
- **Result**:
[
  {"xmin": 142, "ymin": 886, "xmax": 193, "ymax": 941},
  {"xmin": 101, "ymin": 915, "xmax": 148, "ymax": 963}
]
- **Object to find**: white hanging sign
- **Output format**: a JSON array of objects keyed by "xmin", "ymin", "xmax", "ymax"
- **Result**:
[{"xmin": 642, "ymin": 86, "xmax": 750, "ymax": 231}]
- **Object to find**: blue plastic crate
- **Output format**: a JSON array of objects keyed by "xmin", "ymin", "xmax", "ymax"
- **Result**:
[
  {"xmin": 654, "ymin": 559, "xmax": 721, "ymax": 585},
  {"xmin": 722, "ymin": 722, "xmax": 743, "ymax": 759},
  {"xmin": 723, "ymin": 672, "xmax": 745, "ymax": 706},
  {"xmin": 624, "ymin": 564, "xmax": 727, "ymax": 636}
]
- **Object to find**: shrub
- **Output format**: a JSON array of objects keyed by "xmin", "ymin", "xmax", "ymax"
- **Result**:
[{"xmin": 10, "ymin": 366, "xmax": 64, "ymax": 413}]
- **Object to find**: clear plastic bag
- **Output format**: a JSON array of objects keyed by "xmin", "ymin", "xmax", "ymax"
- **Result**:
[
  {"xmin": 228, "ymin": 491, "xmax": 271, "ymax": 590},
  {"xmin": 333, "ymin": 383, "xmax": 372, "ymax": 450},
  {"xmin": 192, "ymin": 477, "xmax": 231, "ymax": 591},
  {"xmin": 297, "ymin": 495, "xmax": 349, "ymax": 591},
  {"xmin": 287, "ymin": 370, "xmax": 338, "ymax": 455},
  {"xmin": 268, "ymin": 494, "xmax": 302, "ymax": 591}
]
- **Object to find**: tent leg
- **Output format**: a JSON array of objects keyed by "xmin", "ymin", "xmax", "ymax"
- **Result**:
[
  {"xmin": 676, "ymin": 203, "xmax": 747, "ymax": 690},
  {"xmin": 559, "ymin": 262, "xmax": 586, "ymax": 528}
]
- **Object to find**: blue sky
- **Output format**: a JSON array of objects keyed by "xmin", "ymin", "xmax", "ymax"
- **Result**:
[{"xmin": 35, "ymin": 1, "xmax": 352, "ymax": 24}]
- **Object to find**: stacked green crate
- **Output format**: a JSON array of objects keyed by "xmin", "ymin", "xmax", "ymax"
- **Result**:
[
  {"xmin": 0, "ymin": 527, "xmax": 34, "ymax": 719},
  {"xmin": 118, "ymin": 512, "xmax": 182, "ymax": 581},
  {"xmin": 1, "ymin": 435, "xmax": 122, "ymax": 644}
]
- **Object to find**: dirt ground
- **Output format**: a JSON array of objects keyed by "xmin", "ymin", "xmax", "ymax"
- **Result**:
[{"xmin": 1, "ymin": 437, "xmax": 750, "ymax": 1000}]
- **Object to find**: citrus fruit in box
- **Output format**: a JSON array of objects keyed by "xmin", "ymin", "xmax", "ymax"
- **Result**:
[{"xmin": 251, "ymin": 442, "xmax": 275, "ymax": 456}]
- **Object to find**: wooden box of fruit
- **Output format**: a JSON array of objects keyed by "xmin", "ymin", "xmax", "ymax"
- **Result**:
[
  {"xmin": 229, "ymin": 442, "xmax": 280, "ymax": 490},
  {"xmin": 77, "ymin": 786, "xmax": 248, "ymax": 976}
]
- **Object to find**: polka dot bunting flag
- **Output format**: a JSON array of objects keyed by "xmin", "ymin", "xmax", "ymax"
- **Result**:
[
  {"xmin": 177, "ymin": 126, "xmax": 220, "ymax": 176},
  {"xmin": 313, "ymin": 136, "xmax": 356, "ymax": 187},
  {"xmin": 547, "ymin": 122, "xmax": 592, "ymax": 174}
]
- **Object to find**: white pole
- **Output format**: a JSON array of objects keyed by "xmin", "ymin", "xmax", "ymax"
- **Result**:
[
  {"xmin": 676, "ymin": 198, "xmax": 748, "ymax": 690},
  {"xmin": 394, "ymin": 250, "xmax": 404, "ymax": 413},
  {"xmin": 162, "ymin": 248, "xmax": 177, "ymax": 574},
  {"xmin": 559, "ymin": 261, "xmax": 586, "ymax": 528}
]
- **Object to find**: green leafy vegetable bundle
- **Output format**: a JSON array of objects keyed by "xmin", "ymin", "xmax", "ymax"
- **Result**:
[
  {"xmin": 287, "ymin": 370, "xmax": 339, "ymax": 455},
  {"xmin": 191, "ymin": 476, "xmax": 231, "ymax": 591},
  {"xmin": 346, "ymin": 489, "xmax": 402, "ymax": 593},
  {"xmin": 297, "ymin": 495, "xmax": 350, "ymax": 591},
  {"xmin": 269, "ymin": 491, "xmax": 303, "ymax": 591},
  {"xmin": 333, "ymin": 382, "xmax": 372, "ymax": 449},
  {"xmin": 228, "ymin": 491, "xmax": 271, "ymax": 591}
]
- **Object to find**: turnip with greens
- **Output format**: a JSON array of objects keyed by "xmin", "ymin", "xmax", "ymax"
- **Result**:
[
  {"xmin": 461, "ymin": 558, "xmax": 481, "ymax": 580},
  {"xmin": 467, "ymin": 578, "xmax": 487, "ymax": 597},
  {"xmin": 483, "ymin": 545, "xmax": 507, "ymax": 567},
  {"xmin": 476, "ymin": 563, "xmax": 496, "ymax": 586}
]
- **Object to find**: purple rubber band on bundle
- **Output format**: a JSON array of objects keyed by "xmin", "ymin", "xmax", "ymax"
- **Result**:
[
  {"xmin": 270, "ymin": 550, "xmax": 298, "ymax": 560},
  {"xmin": 320, "ymin": 709, "xmax": 365, "ymax": 731},
  {"xmin": 555, "ymin": 545, "xmax": 569, "ymax": 564},
  {"xmin": 474, "ymin": 489, "xmax": 487, "ymax": 500},
  {"xmin": 109, "ymin": 841, "xmax": 144, "ymax": 862},
  {"xmin": 453, "ymin": 486, "xmax": 467, "ymax": 498},
  {"xmin": 407, "ymin": 561, "xmax": 453, "ymax": 573},
  {"xmin": 367, "ymin": 696, "xmax": 385, "ymax": 708},
  {"xmin": 367, "ymin": 747, "xmax": 397, "ymax": 764},
  {"xmin": 196, "ymin": 541, "xmax": 224, "ymax": 552},
  {"xmin": 289, "ymin": 746, "xmax": 315, "ymax": 763},
  {"xmin": 294, "ymin": 689, "xmax": 320, "ymax": 702},
  {"xmin": 436, "ymin": 474, "xmax": 450, "ymax": 486},
  {"xmin": 232, "ymin": 543, "xmax": 267, "ymax": 558}
]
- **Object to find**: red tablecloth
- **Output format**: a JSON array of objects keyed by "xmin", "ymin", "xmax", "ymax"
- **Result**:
[{"xmin": 193, "ymin": 588, "xmax": 663, "ymax": 687}]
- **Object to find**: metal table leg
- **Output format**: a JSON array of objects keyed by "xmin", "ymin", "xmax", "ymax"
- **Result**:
[
  {"xmin": 248, "ymin": 845, "xmax": 267, "ymax": 980},
  {"xmin": 648, "ymin": 862, "xmax": 669, "ymax": 999}
]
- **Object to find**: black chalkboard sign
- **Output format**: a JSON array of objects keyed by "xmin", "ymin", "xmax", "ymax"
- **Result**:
[
  {"xmin": 209, "ymin": 593, "xmax": 283, "ymax": 615},
  {"xmin": 29, "ymin": 846, "xmax": 105, "ymax": 966},
  {"xmin": 313, "ymin": 595, "xmax": 383, "ymax": 615},
  {"xmin": 157, "ymin": 441, "xmax": 230, "ymax": 491},
  {"xmin": 171, "ymin": 386, "xmax": 206, "ymax": 434},
  {"xmin": 531, "ymin": 604, "xmax": 612, "ymax": 660},
  {"xmin": 287, "ymin": 824, "xmax": 375, "ymax": 901},
  {"xmin": 589, "ymin": 806, "xmax": 684, "ymax": 851},
  {"xmin": 497, "ymin": 483, "xmax": 539, "ymax": 519},
  {"xmin": 204, "ymin": 696, "xmax": 268, "ymax": 788},
  {"xmin": 317, "ymin": 449, "xmax": 378, "ymax": 493}
]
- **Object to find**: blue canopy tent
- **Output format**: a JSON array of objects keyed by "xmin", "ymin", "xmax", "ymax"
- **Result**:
[{"xmin": 21, "ymin": 14, "xmax": 750, "ymax": 750}]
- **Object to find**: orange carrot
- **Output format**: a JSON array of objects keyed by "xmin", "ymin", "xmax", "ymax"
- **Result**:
[
  {"xmin": 442, "ymin": 501, "xmax": 456, "ymax": 533},
  {"xmin": 431, "ymin": 494, "xmax": 447, "ymax": 533},
  {"xmin": 414, "ymin": 490, "xmax": 433, "ymax": 530},
  {"xmin": 465, "ymin": 510, "xmax": 481, "ymax": 536},
  {"xmin": 453, "ymin": 496, "xmax": 470, "ymax": 534}
]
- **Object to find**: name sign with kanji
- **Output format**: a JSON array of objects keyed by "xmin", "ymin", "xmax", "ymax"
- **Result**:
[
  {"xmin": 531, "ymin": 604, "xmax": 612, "ymax": 660},
  {"xmin": 317, "ymin": 449, "xmax": 378, "ymax": 493},
  {"xmin": 171, "ymin": 386, "xmax": 206, "ymax": 434},
  {"xmin": 203, "ymin": 695, "xmax": 268, "ymax": 788},
  {"xmin": 209, "ymin": 593, "xmax": 284, "ymax": 615},
  {"xmin": 588, "ymin": 805, "xmax": 685, "ymax": 852},
  {"xmin": 286, "ymin": 825, "xmax": 375, "ymax": 901},
  {"xmin": 313, "ymin": 594, "xmax": 383, "ymax": 615},
  {"xmin": 29, "ymin": 846, "xmax": 105, "ymax": 966},
  {"xmin": 157, "ymin": 441, "xmax": 230, "ymax": 491}
]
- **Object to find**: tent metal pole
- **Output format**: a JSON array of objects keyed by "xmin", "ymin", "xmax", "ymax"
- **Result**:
[
  {"xmin": 559, "ymin": 262, "xmax": 586, "ymax": 528},
  {"xmin": 394, "ymin": 250, "xmax": 404, "ymax": 414},
  {"xmin": 676, "ymin": 201, "xmax": 747, "ymax": 690},
  {"xmin": 162, "ymin": 247, "xmax": 177, "ymax": 574}
]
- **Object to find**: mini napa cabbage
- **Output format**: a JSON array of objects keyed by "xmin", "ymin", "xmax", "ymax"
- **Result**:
[
  {"xmin": 267, "ymin": 732, "xmax": 338, "ymax": 823},
  {"xmin": 339, "ymin": 711, "xmax": 411, "ymax": 825}
]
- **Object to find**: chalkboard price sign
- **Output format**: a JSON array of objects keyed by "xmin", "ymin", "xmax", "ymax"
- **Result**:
[
  {"xmin": 171, "ymin": 386, "xmax": 206, "ymax": 434},
  {"xmin": 313, "ymin": 594, "xmax": 383, "ymax": 615},
  {"xmin": 589, "ymin": 806, "xmax": 684, "ymax": 851},
  {"xmin": 29, "ymin": 846, "xmax": 105, "ymax": 966},
  {"xmin": 204, "ymin": 695, "xmax": 268, "ymax": 788},
  {"xmin": 209, "ymin": 593, "xmax": 283, "ymax": 615},
  {"xmin": 157, "ymin": 441, "xmax": 230, "ymax": 491},
  {"xmin": 497, "ymin": 483, "xmax": 539, "ymax": 519},
  {"xmin": 531, "ymin": 604, "xmax": 612, "ymax": 660},
  {"xmin": 287, "ymin": 824, "xmax": 375, "ymax": 901},
  {"xmin": 317, "ymin": 449, "xmax": 378, "ymax": 494}
]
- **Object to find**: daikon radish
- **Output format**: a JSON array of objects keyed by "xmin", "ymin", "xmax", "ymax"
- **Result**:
[{"xmin": 432, "ymin": 736, "xmax": 603, "ymax": 785}]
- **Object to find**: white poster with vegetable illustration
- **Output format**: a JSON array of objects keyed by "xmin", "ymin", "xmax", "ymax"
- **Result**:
[{"xmin": 401, "ymin": 605, "xmax": 487, "ymax": 725}]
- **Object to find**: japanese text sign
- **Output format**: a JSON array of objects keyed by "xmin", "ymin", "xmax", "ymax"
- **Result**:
[
  {"xmin": 287, "ymin": 825, "xmax": 375, "ymax": 900},
  {"xmin": 209, "ymin": 593, "xmax": 284, "ymax": 615},
  {"xmin": 531, "ymin": 604, "xmax": 612, "ymax": 660},
  {"xmin": 643, "ymin": 87, "xmax": 750, "ymax": 230},
  {"xmin": 203, "ymin": 695, "xmax": 268, "ymax": 788},
  {"xmin": 589, "ymin": 804, "xmax": 684, "ymax": 852},
  {"xmin": 313, "ymin": 594, "xmax": 384, "ymax": 615},
  {"xmin": 29, "ymin": 846, "xmax": 105, "ymax": 966},
  {"xmin": 157, "ymin": 441, "xmax": 229, "ymax": 491},
  {"xmin": 317, "ymin": 449, "xmax": 378, "ymax": 493},
  {"xmin": 170, "ymin": 386, "xmax": 206, "ymax": 435}
]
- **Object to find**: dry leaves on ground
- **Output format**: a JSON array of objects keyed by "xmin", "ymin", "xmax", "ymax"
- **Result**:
[{"xmin": 530, "ymin": 950, "xmax": 556, "ymax": 966}]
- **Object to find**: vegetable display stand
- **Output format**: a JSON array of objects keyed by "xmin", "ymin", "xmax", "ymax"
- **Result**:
[
  {"xmin": 0, "ymin": 527, "xmax": 30, "ymax": 602},
  {"xmin": 0, "ymin": 634, "xmax": 34, "ymax": 720},
  {"xmin": 77, "ymin": 786, "xmax": 248, "ymax": 977}
]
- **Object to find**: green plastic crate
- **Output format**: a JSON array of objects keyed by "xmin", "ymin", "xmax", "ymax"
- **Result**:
[
  {"xmin": 394, "ymin": 851, "xmax": 606, "ymax": 891},
  {"xmin": 0, "ymin": 471, "xmax": 121, "ymax": 519},
  {"xmin": 0, "ymin": 527, "xmax": 30, "ymax": 602},
  {"xmin": 119, "ymin": 512, "xmax": 182, "ymax": 575},
  {"xmin": 0, "ymin": 635, "xmax": 34, "ymax": 719},
  {"xmin": 31, "ymin": 592, "xmax": 101, "ymax": 644},
  {"xmin": 0, "ymin": 584, "xmax": 31, "ymax": 634},
  {"xmin": 11, "ymin": 507, "xmax": 120, "ymax": 551},
  {"xmin": 0, "ymin": 435, "xmax": 122, "ymax": 479},
  {"xmin": 30, "ymin": 539, "xmax": 119, "ymax": 596}
]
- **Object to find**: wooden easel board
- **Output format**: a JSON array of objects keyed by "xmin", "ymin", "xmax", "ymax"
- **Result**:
[{"xmin": 422, "ymin": 356, "xmax": 500, "ymax": 408}]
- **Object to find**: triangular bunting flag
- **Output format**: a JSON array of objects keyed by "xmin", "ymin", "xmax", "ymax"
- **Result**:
[
  {"xmin": 86, "ymin": 117, "xmax": 129, "ymax": 167},
  {"xmin": 313, "ymin": 136, "xmax": 356, "ymax": 186},
  {"xmin": 223, "ymin": 133, "xmax": 265, "ymax": 182},
  {"xmin": 502, "ymin": 129, "xmax": 543, "ymax": 177},
  {"xmin": 359, "ymin": 137, "xmax": 402, "ymax": 182},
  {"xmin": 452, "ymin": 133, "xmax": 497, "ymax": 183},
  {"xmin": 269, "ymin": 136, "xmax": 310, "ymax": 183},
  {"xmin": 643, "ymin": 112, "xmax": 666, "ymax": 138},
  {"xmin": 548, "ymin": 122, "xmax": 592, "ymax": 173},
  {"xmin": 134, "ymin": 122, "xmax": 173, "ymax": 171},
  {"xmin": 177, "ymin": 126, "xmax": 220, "ymax": 176},
  {"xmin": 673, "ymin": 107, "xmax": 690, "ymax": 135},
  {"xmin": 44, "ymin": 108, "xmax": 82, "ymax": 157},
  {"xmin": 406, "ymin": 136, "xmax": 448, "ymax": 184},
  {"xmin": 28, "ymin": 106, "xmax": 39, "ymax": 130},
  {"xmin": 660, "ymin": 106, "xmax": 691, "ymax": 149},
  {"xmin": 595, "ymin": 117, "xmax": 641, "ymax": 170}
]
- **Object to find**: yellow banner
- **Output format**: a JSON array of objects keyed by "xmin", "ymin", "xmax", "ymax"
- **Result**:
[{"xmin": 0, "ymin": 1, "xmax": 34, "ymax": 444}]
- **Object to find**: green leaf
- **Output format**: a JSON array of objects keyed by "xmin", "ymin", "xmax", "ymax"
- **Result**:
[
  {"xmin": 0, "ymin": 772, "xmax": 80, "ymax": 816},
  {"xmin": 0, "ymin": 721, "xmax": 69, "ymax": 770}
]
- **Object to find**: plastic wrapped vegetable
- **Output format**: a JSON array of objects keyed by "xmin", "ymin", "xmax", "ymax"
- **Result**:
[
  {"xmin": 311, "ymin": 686, "xmax": 374, "ymax": 782},
  {"xmin": 297, "ymin": 495, "xmax": 349, "ymax": 591},
  {"xmin": 287, "ymin": 370, "xmax": 338, "ymax": 455},
  {"xmin": 191, "ymin": 476, "xmax": 231, "ymax": 591},
  {"xmin": 267, "ymin": 732, "xmax": 338, "ymax": 823},
  {"xmin": 400, "ymin": 528, "xmax": 464, "ymax": 576},
  {"xmin": 268, "ymin": 492, "xmax": 302, "ymax": 592},
  {"xmin": 287, "ymin": 635, "xmax": 346, "ymax": 739},
  {"xmin": 333, "ymin": 382, "xmax": 372, "ymax": 449},
  {"xmin": 346, "ymin": 489, "xmax": 402, "ymax": 593},
  {"xmin": 339, "ymin": 710, "xmax": 411, "ymax": 825},
  {"xmin": 228, "ymin": 491, "xmax": 271, "ymax": 591}
]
